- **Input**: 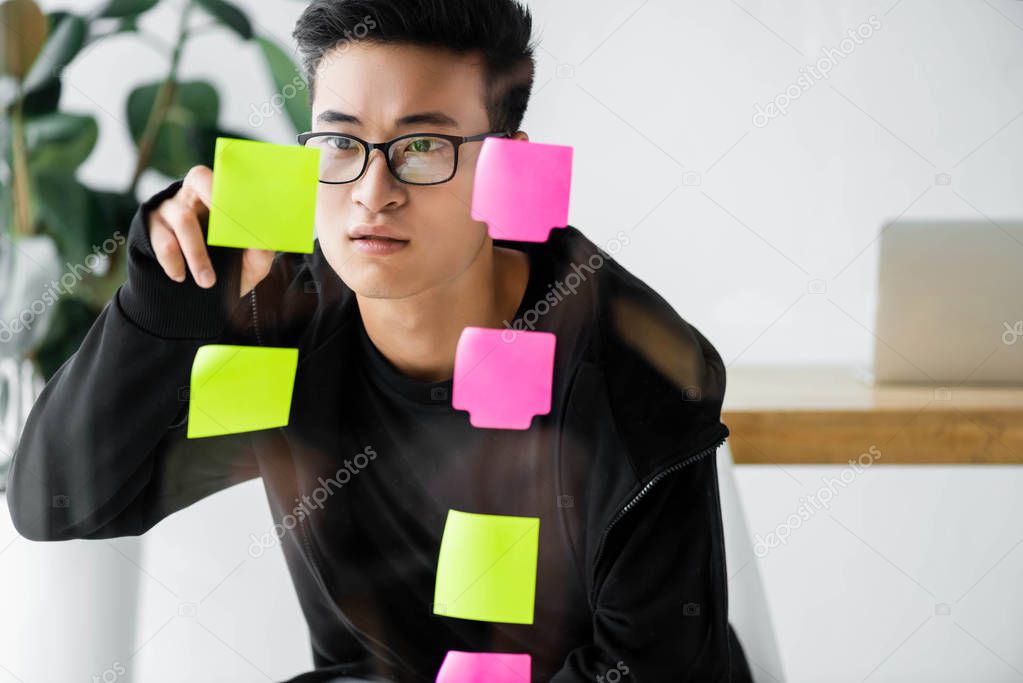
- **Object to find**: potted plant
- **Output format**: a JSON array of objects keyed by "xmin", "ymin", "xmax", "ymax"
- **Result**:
[
  {"xmin": 0, "ymin": 0, "xmax": 311, "ymax": 485},
  {"xmin": 0, "ymin": 0, "xmax": 310, "ymax": 678}
]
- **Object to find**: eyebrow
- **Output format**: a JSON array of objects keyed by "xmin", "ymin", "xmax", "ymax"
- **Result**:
[{"xmin": 315, "ymin": 110, "xmax": 460, "ymax": 128}]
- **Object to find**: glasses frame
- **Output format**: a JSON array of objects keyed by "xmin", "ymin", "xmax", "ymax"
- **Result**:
[{"xmin": 295, "ymin": 130, "xmax": 513, "ymax": 186}]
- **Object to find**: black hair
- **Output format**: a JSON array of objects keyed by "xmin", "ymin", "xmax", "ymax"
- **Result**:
[{"xmin": 292, "ymin": 0, "xmax": 537, "ymax": 133}]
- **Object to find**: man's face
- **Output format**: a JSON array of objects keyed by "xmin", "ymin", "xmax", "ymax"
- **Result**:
[{"xmin": 310, "ymin": 42, "xmax": 496, "ymax": 299}]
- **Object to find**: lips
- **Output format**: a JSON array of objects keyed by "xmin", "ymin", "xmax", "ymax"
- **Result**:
[
  {"xmin": 351, "ymin": 234, "xmax": 410, "ymax": 255},
  {"xmin": 348, "ymin": 223, "xmax": 409, "ymax": 241}
]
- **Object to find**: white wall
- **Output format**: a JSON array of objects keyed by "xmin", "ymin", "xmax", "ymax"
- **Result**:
[
  {"xmin": 736, "ymin": 465, "xmax": 1023, "ymax": 682},
  {"xmin": 12, "ymin": 0, "xmax": 1023, "ymax": 681}
]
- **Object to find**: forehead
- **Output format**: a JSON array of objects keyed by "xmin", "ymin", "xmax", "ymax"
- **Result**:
[{"xmin": 312, "ymin": 42, "xmax": 488, "ymax": 135}]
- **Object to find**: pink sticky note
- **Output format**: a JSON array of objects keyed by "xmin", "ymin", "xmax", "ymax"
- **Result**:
[
  {"xmin": 471, "ymin": 137, "xmax": 573, "ymax": 242},
  {"xmin": 452, "ymin": 327, "xmax": 556, "ymax": 430},
  {"xmin": 436, "ymin": 651, "xmax": 531, "ymax": 683}
]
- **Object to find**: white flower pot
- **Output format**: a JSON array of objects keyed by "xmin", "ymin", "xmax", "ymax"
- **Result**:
[{"xmin": 0, "ymin": 356, "xmax": 142, "ymax": 682}]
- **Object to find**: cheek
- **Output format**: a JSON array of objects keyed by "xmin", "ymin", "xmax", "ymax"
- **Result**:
[
  {"xmin": 422, "ymin": 169, "xmax": 479, "ymax": 240},
  {"xmin": 422, "ymin": 220, "xmax": 489, "ymax": 279},
  {"xmin": 315, "ymin": 189, "xmax": 349, "ymax": 236}
]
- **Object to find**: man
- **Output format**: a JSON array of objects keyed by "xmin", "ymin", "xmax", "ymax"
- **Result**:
[{"xmin": 7, "ymin": 0, "xmax": 751, "ymax": 680}]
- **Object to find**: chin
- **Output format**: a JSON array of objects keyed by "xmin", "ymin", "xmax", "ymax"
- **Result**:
[{"xmin": 339, "ymin": 268, "xmax": 416, "ymax": 300}]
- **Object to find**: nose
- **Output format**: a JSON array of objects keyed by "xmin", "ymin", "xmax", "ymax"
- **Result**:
[{"xmin": 351, "ymin": 148, "xmax": 404, "ymax": 213}]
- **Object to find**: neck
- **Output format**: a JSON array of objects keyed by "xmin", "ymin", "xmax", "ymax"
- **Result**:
[{"xmin": 356, "ymin": 242, "xmax": 529, "ymax": 383}]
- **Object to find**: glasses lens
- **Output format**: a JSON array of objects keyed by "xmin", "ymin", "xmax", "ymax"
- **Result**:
[
  {"xmin": 389, "ymin": 136, "xmax": 456, "ymax": 184},
  {"xmin": 304, "ymin": 135, "xmax": 366, "ymax": 183}
]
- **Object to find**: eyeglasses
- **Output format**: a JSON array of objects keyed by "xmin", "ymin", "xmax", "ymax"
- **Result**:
[{"xmin": 295, "ymin": 130, "xmax": 512, "ymax": 185}]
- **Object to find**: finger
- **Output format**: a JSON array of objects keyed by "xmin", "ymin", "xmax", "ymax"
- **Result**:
[
  {"xmin": 162, "ymin": 198, "xmax": 216, "ymax": 288},
  {"xmin": 148, "ymin": 218, "xmax": 186, "ymax": 283},
  {"xmin": 181, "ymin": 165, "xmax": 213, "ymax": 217}
]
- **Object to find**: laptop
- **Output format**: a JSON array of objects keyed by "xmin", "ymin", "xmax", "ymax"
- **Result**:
[{"xmin": 873, "ymin": 220, "xmax": 1023, "ymax": 385}]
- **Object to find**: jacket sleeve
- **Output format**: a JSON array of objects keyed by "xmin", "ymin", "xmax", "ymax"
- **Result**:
[
  {"xmin": 550, "ymin": 452, "xmax": 733, "ymax": 682},
  {"xmin": 6, "ymin": 179, "xmax": 262, "ymax": 541}
]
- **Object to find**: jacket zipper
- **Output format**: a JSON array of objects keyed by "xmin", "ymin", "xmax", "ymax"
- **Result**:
[
  {"xmin": 249, "ymin": 289, "xmax": 264, "ymax": 346},
  {"xmin": 588, "ymin": 428, "xmax": 728, "ymax": 609}
]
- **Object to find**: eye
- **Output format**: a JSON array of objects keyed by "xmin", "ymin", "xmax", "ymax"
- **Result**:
[
  {"xmin": 326, "ymin": 136, "xmax": 356, "ymax": 151},
  {"xmin": 406, "ymin": 137, "xmax": 440, "ymax": 154}
]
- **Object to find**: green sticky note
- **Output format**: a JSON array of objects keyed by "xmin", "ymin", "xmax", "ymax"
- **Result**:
[
  {"xmin": 433, "ymin": 510, "xmax": 539, "ymax": 624},
  {"xmin": 207, "ymin": 137, "xmax": 320, "ymax": 253},
  {"xmin": 187, "ymin": 345, "xmax": 299, "ymax": 439}
]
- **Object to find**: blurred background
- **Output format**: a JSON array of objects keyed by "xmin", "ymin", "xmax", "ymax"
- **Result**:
[{"xmin": 1, "ymin": 0, "xmax": 1022, "ymax": 681}]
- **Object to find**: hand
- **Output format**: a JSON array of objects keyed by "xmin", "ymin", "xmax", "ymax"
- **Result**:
[{"xmin": 145, "ymin": 165, "xmax": 275, "ymax": 298}]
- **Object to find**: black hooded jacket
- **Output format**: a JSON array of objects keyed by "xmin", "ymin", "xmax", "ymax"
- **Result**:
[{"xmin": 7, "ymin": 179, "xmax": 750, "ymax": 682}]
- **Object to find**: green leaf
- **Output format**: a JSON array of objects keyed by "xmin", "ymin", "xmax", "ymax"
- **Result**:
[
  {"xmin": 21, "ymin": 12, "xmax": 87, "ymax": 94},
  {"xmin": 256, "ymin": 36, "xmax": 311, "ymax": 135},
  {"xmin": 31, "ymin": 171, "xmax": 91, "ymax": 263},
  {"xmin": 0, "ymin": 0, "xmax": 48, "ymax": 80},
  {"xmin": 34, "ymin": 297, "xmax": 101, "ymax": 380},
  {"xmin": 20, "ymin": 74, "xmax": 61, "ymax": 115},
  {"xmin": 97, "ymin": 0, "xmax": 159, "ymax": 19},
  {"xmin": 195, "ymin": 0, "xmax": 252, "ymax": 40},
  {"xmin": 75, "ymin": 187, "xmax": 133, "ymax": 306},
  {"xmin": 150, "ymin": 120, "xmax": 205, "ymax": 177},
  {"xmin": 127, "ymin": 80, "xmax": 220, "ymax": 139},
  {"xmin": 116, "ymin": 15, "xmax": 139, "ymax": 33},
  {"xmin": 190, "ymin": 125, "xmax": 254, "ymax": 166},
  {"xmin": 3, "ymin": 12, "xmax": 73, "ymax": 114},
  {"xmin": 86, "ymin": 188, "xmax": 136, "ymax": 247},
  {"xmin": 24, "ymin": 112, "xmax": 98, "ymax": 170},
  {"xmin": 127, "ymin": 80, "xmax": 220, "ymax": 177}
]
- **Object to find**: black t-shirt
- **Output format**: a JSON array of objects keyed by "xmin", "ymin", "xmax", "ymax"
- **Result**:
[
  {"xmin": 256, "ymin": 228, "xmax": 727, "ymax": 679},
  {"xmin": 281, "ymin": 240, "xmax": 592, "ymax": 676}
]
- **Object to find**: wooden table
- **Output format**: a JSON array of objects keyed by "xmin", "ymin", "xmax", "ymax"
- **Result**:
[{"xmin": 721, "ymin": 366, "xmax": 1023, "ymax": 464}]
